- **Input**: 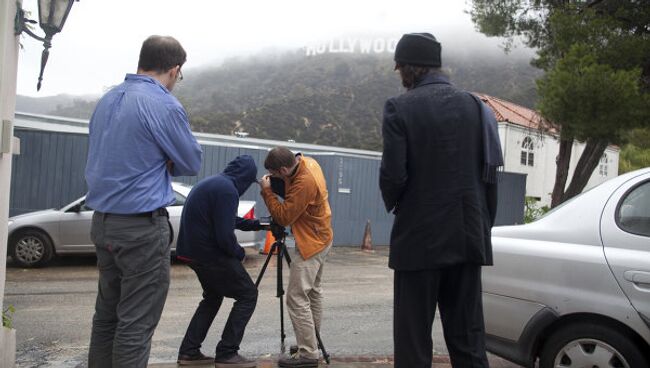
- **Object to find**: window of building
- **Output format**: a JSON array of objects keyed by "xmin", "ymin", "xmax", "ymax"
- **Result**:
[
  {"xmin": 599, "ymin": 154, "xmax": 608, "ymax": 176},
  {"xmin": 520, "ymin": 136, "xmax": 535, "ymax": 166}
]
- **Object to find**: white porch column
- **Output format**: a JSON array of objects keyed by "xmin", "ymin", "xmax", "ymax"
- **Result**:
[{"xmin": 0, "ymin": 0, "xmax": 20, "ymax": 366}]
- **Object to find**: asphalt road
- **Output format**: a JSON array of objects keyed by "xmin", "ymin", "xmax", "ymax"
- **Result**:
[{"xmin": 4, "ymin": 246, "xmax": 520, "ymax": 367}]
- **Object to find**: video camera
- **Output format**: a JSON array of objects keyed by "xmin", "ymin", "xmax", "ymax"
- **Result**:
[
  {"xmin": 270, "ymin": 176, "xmax": 285, "ymax": 199},
  {"xmin": 257, "ymin": 176, "xmax": 287, "ymax": 239}
]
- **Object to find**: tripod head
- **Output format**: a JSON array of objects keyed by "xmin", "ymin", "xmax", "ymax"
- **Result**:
[{"xmin": 270, "ymin": 222, "xmax": 287, "ymax": 241}]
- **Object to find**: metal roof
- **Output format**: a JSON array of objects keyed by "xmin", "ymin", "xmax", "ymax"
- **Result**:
[{"xmin": 14, "ymin": 112, "xmax": 382, "ymax": 159}]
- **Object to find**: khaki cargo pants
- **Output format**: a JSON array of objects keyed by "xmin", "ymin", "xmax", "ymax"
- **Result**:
[{"xmin": 287, "ymin": 243, "xmax": 332, "ymax": 359}]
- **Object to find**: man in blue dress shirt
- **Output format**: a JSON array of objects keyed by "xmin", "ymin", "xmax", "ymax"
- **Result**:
[{"xmin": 85, "ymin": 35, "xmax": 203, "ymax": 368}]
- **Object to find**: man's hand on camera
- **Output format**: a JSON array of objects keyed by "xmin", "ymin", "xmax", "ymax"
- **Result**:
[{"xmin": 259, "ymin": 174, "xmax": 272, "ymax": 190}]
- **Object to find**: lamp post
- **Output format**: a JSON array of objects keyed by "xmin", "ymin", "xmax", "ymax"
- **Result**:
[{"xmin": 14, "ymin": 0, "xmax": 78, "ymax": 91}]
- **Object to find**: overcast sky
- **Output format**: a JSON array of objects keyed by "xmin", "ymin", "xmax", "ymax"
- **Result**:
[{"xmin": 16, "ymin": 0, "xmax": 517, "ymax": 97}]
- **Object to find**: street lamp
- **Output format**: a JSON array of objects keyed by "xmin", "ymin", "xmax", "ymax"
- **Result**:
[{"xmin": 14, "ymin": 0, "xmax": 79, "ymax": 91}]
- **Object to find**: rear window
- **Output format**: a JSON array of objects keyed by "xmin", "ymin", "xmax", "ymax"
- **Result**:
[{"xmin": 617, "ymin": 181, "xmax": 650, "ymax": 237}]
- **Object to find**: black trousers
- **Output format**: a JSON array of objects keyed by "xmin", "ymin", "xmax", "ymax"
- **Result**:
[
  {"xmin": 394, "ymin": 264, "xmax": 489, "ymax": 368},
  {"xmin": 179, "ymin": 257, "xmax": 258, "ymax": 359}
]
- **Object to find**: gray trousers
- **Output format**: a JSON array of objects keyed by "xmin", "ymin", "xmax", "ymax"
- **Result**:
[{"xmin": 88, "ymin": 211, "xmax": 172, "ymax": 368}]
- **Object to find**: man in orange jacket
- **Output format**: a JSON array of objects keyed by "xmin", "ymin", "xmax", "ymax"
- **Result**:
[{"xmin": 259, "ymin": 146, "xmax": 333, "ymax": 368}]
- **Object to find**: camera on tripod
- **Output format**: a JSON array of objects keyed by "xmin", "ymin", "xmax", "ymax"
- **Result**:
[
  {"xmin": 258, "ymin": 175, "xmax": 288, "ymax": 239},
  {"xmin": 259, "ymin": 216, "xmax": 286, "ymax": 240}
]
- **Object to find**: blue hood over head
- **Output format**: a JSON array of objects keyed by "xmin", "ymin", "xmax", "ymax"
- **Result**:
[{"xmin": 223, "ymin": 155, "xmax": 258, "ymax": 196}]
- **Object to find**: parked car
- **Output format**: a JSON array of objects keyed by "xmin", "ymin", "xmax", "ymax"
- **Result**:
[
  {"xmin": 483, "ymin": 167, "xmax": 650, "ymax": 368},
  {"xmin": 7, "ymin": 182, "xmax": 261, "ymax": 267}
]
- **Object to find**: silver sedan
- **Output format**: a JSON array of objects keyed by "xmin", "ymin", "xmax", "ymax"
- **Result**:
[
  {"xmin": 483, "ymin": 167, "xmax": 650, "ymax": 368},
  {"xmin": 7, "ymin": 182, "xmax": 261, "ymax": 267}
]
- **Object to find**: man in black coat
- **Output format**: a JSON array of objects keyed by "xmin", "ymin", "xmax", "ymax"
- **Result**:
[{"xmin": 380, "ymin": 33, "xmax": 503, "ymax": 368}]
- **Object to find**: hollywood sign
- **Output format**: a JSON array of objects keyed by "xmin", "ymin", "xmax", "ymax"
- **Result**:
[{"xmin": 305, "ymin": 38, "xmax": 399, "ymax": 56}]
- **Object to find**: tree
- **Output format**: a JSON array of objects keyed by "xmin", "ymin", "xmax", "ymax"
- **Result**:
[
  {"xmin": 537, "ymin": 44, "xmax": 647, "ymax": 202},
  {"xmin": 619, "ymin": 127, "xmax": 650, "ymax": 173},
  {"xmin": 524, "ymin": 196, "xmax": 550, "ymax": 223},
  {"xmin": 470, "ymin": 0, "xmax": 650, "ymax": 206}
]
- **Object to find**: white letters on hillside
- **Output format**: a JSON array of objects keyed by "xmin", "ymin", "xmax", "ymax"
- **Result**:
[{"xmin": 305, "ymin": 38, "xmax": 399, "ymax": 56}]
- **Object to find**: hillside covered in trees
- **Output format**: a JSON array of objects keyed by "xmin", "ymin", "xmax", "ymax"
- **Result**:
[{"xmin": 18, "ymin": 49, "xmax": 540, "ymax": 151}]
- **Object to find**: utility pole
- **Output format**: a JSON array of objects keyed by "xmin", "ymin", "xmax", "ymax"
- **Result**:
[{"xmin": 0, "ymin": 0, "xmax": 21, "ymax": 365}]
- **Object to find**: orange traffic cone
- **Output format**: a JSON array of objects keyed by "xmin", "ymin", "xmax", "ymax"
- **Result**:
[
  {"xmin": 259, "ymin": 231, "xmax": 278, "ymax": 255},
  {"xmin": 361, "ymin": 220, "xmax": 373, "ymax": 252}
]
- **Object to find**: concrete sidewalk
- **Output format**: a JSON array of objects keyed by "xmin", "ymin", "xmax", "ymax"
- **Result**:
[
  {"xmin": 150, "ymin": 363, "xmax": 394, "ymax": 368},
  {"xmin": 149, "ymin": 354, "xmax": 515, "ymax": 367},
  {"xmin": 150, "ymin": 359, "xmax": 394, "ymax": 368}
]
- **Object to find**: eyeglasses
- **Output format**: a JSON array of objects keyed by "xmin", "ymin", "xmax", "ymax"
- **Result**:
[{"xmin": 177, "ymin": 67, "xmax": 183, "ymax": 82}]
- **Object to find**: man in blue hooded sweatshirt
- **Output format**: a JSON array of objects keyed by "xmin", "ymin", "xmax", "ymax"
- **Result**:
[{"xmin": 175, "ymin": 155, "xmax": 262, "ymax": 368}]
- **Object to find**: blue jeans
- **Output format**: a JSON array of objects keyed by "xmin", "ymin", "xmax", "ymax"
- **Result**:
[{"xmin": 88, "ymin": 211, "xmax": 172, "ymax": 368}]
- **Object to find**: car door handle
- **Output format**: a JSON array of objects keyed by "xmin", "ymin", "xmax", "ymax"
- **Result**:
[{"xmin": 624, "ymin": 271, "xmax": 650, "ymax": 285}]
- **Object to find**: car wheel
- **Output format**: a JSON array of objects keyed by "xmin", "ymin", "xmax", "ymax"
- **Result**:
[
  {"xmin": 9, "ymin": 230, "xmax": 54, "ymax": 268},
  {"xmin": 539, "ymin": 323, "xmax": 648, "ymax": 368}
]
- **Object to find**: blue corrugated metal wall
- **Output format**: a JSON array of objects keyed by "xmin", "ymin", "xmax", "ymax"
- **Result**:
[
  {"xmin": 10, "ymin": 129, "xmax": 525, "ymax": 246},
  {"xmin": 10, "ymin": 130, "xmax": 89, "ymax": 215}
]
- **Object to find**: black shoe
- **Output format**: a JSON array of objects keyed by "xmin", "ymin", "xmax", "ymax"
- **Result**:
[
  {"xmin": 214, "ymin": 353, "xmax": 257, "ymax": 368},
  {"xmin": 278, "ymin": 355, "xmax": 319, "ymax": 368},
  {"xmin": 177, "ymin": 352, "xmax": 214, "ymax": 365}
]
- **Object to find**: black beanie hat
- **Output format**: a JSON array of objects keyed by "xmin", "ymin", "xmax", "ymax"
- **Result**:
[{"xmin": 394, "ymin": 33, "xmax": 441, "ymax": 68}]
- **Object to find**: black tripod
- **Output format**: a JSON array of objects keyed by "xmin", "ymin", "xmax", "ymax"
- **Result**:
[{"xmin": 255, "ymin": 228, "xmax": 331, "ymax": 365}]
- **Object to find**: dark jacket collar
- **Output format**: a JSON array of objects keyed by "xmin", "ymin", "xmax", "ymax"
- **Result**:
[{"xmin": 413, "ymin": 73, "xmax": 451, "ymax": 89}]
